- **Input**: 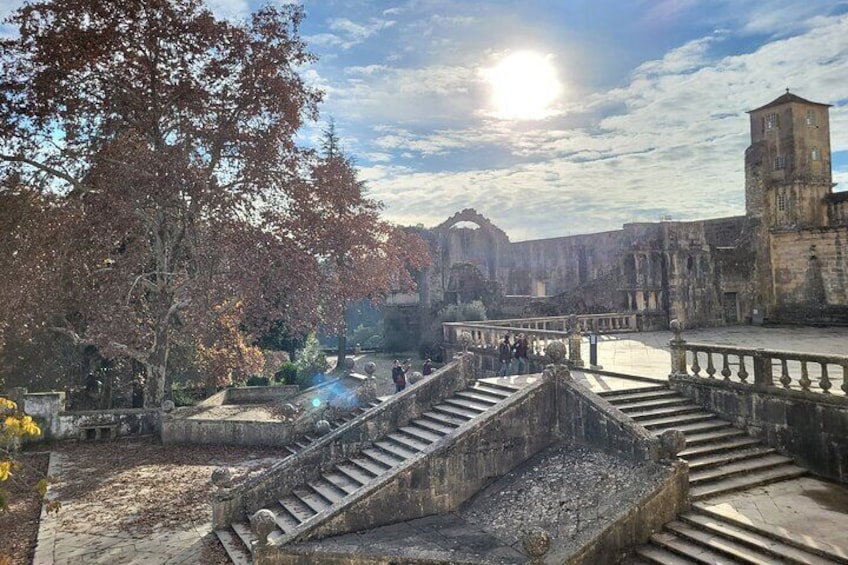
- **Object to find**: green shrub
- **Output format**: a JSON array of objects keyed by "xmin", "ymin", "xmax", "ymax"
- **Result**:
[
  {"xmin": 294, "ymin": 333, "xmax": 330, "ymax": 389},
  {"xmin": 275, "ymin": 361, "xmax": 297, "ymax": 385},
  {"xmin": 245, "ymin": 375, "xmax": 270, "ymax": 387},
  {"xmin": 171, "ymin": 383, "xmax": 199, "ymax": 407}
]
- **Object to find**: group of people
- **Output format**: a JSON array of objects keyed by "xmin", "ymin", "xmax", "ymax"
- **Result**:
[
  {"xmin": 391, "ymin": 357, "xmax": 433, "ymax": 393},
  {"xmin": 497, "ymin": 332, "xmax": 529, "ymax": 376}
]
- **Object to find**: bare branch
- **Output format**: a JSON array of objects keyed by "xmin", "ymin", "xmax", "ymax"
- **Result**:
[{"xmin": 0, "ymin": 154, "xmax": 90, "ymax": 194}]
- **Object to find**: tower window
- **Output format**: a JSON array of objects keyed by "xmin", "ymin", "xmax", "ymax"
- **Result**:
[
  {"xmin": 765, "ymin": 112, "xmax": 779, "ymax": 130},
  {"xmin": 778, "ymin": 193, "xmax": 787, "ymax": 211},
  {"xmin": 774, "ymin": 155, "xmax": 786, "ymax": 170},
  {"xmin": 806, "ymin": 109, "xmax": 817, "ymax": 126},
  {"xmin": 811, "ymin": 147, "xmax": 821, "ymax": 161}
]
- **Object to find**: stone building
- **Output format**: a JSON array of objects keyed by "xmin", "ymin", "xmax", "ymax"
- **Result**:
[{"xmin": 411, "ymin": 92, "xmax": 848, "ymax": 329}]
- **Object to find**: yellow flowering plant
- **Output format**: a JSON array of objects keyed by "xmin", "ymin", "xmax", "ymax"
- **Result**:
[{"xmin": 0, "ymin": 396, "xmax": 43, "ymax": 512}]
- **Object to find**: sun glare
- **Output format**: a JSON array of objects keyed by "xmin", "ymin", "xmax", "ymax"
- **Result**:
[{"xmin": 484, "ymin": 51, "xmax": 563, "ymax": 120}]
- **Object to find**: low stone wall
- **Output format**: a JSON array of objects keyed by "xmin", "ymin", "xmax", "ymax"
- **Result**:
[
  {"xmin": 564, "ymin": 461, "xmax": 688, "ymax": 565},
  {"xmin": 556, "ymin": 372, "xmax": 662, "ymax": 462},
  {"xmin": 53, "ymin": 409, "xmax": 160, "ymax": 440},
  {"xmin": 671, "ymin": 374, "xmax": 848, "ymax": 483},
  {"xmin": 162, "ymin": 418, "xmax": 300, "ymax": 447},
  {"xmin": 213, "ymin": 355, "xmax": 479, "ymax": 528},
  {"xmin": 194, "ymin": 385, "xmax": 302, "ymax": 408},
  {"xmin": 10, "ymin": 389, "xmax": 159, "ymax": 440}
]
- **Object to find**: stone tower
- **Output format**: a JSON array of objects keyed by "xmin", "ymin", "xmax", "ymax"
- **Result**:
[{"xmin": 744, "ymin": 91, "xmax": 832, "ymax": 228}]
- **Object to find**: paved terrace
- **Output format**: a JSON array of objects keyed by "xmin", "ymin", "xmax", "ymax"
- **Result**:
[{"xmin": 34, "ymin": 325, "xmax": 848, "ymax": 564}]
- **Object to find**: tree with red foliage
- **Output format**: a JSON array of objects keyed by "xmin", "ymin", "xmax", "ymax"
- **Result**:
[
  {"xmin": 0, "ymin": 0, "xmax": 323, "ymax": 406},
  {"xmin": 291, "ymin": 123, "xmax": 431, "ymax": 367}
]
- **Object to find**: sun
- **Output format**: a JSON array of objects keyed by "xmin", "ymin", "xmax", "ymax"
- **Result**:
[{"xmin": 484, "ymin": 51, "xmax": 563, "ymax": 120}]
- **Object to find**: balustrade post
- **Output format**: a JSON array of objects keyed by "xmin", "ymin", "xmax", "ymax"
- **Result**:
[
  {"xmin": 752, "ymin": 349, "xmax": 773, "ymax": 387},
  {"xmin": 669, "ymin": 319, "xmax": 687, "ymax": 376},
  {"xmin": 567, "ymin": 315, "xmax": 583, "ymax": 367}
]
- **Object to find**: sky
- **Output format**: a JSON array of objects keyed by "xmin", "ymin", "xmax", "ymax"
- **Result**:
[{"xmin": 2, "ymin": 0, "xmax": 848, "ymax": 241}]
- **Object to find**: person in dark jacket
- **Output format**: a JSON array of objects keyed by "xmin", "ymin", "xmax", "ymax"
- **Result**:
[
  {"xmin": 513, "ymin": 333, "xmax": 529, "ymax": 375},
  {"xmin": 392, "ymin": 359, "xmax": 410, "ymax": 393},
  {"xmin": 422, "ymin": 358, "xmax": 433, "ymax": 376},
  {"xmin": 497, "ymin": 334, "xmax": 512, "ymax": 376}
]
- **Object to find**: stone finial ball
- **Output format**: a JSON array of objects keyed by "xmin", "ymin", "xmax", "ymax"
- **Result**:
[
  {"xmin": 162, "ymin": 399, "xmax": 176, "ymax": 413},
  {"xmin": 280, "ymin": 403, "xmax": 297, "ymax": 418},
  {"xmin": 659, "ymin": 429, "xmax": 687, "ymax": 458},
  {"xmin": 522, "ymin": 527, "xmax": 552, "ymax": 557},
  {"xmin": 407, "ymin": 371, "xmax": 423, "ymax": 385},
  {"xmin": 314, "ymin": 419, "xmax": 332, "ymax": 436},
  {"xmin": 210, "ymin": 466, "xmax": 233, "ymax": 489},
  {"xmin": 364, "ymin": 361, "xmax": 377, "ymax": 376},
  {"xmin": 250, "ymin": 509, "xmax": 277, "ymax": 545},
  {"xmin": 458, "ymin": 331, "xmax": 473, "ymax": 349},
  {"xmin": 670, "ymin": 319, "xmax": 683, "ymax": 335},
  {"xmin": 342, "ymin": 357, "xmax": 355, "ymax": 371},
  {"xmin": 545, "ymin": 340, "xmax": 568, "ymax": 364}
]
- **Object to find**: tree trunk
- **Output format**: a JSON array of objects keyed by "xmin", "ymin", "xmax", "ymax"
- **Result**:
[
  {"xmin": 336, "ymin": 326, "xmax": 347, "ymax": 370},
  {"xmin": 144, "ymin": 320, "xmax": 170, "ymax": 408}
]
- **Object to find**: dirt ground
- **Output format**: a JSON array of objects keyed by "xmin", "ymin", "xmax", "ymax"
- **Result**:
[{"xmin": 0, "ymin": 438, "xmax": 289, "ymax": 565}]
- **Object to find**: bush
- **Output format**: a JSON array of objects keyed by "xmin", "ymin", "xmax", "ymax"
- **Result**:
[
  {"xmin": 245, "ymin": 375, "xmax": 270, "ymax": 387},
  {"xmin": 275, "ymin": 362, "xmax": 297, "ymax": 385},
  {"xmin": 294, "ymin": 333, "xmax": 330, "ymax": 390},
  {"xmin": 171, "ymin": 383, "xmax": 199, "ymax": 407}
]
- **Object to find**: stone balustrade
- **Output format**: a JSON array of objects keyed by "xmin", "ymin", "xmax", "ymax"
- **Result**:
[
  {"xmin": 468, "ymin": 313, "xmax": 641, "ymax": 334},
  {"xmin": 443, "ymin": 322, "xmax": 570, "ymax": 359},
  {"xmin": 670, "ymin": 336, "xmax": 848, "ymax": 396}
]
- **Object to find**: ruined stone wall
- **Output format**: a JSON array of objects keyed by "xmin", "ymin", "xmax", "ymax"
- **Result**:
[{"xmin": 769, "ymin": 226, "xmax": 848, "ymax": 324}]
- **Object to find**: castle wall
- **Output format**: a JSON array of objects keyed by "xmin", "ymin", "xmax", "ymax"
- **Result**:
[{"xmin": 769, "ymin": 227, "xmax": 848, "ymax": 324}]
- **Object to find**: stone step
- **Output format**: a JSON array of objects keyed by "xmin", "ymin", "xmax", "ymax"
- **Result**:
[
  {"xmin": 633, "ymin": 543, "xmax": 694, "ymax": 564},
  {"xmin": 265, "ymin": 501, "xmax": 299, "ymax": 533},
  {"xmin": 678, "ymin": 436, "xmax": 761, "ymax": 459},
  {"xmin": 431, "ymin": 403, "xmax": 479, "ymax": 420},
  {"xmin": 681, "ymin": 512, "xmax": 837, "ymax": 565},
  {"xmin": 628, "ymin": 405, "xmax": 704, "ymax": 420},
  {"xmin": 441, "ymin": 397, "xmax": 491, "ymax": 413},
  {"xmin": 679, "ymin": 428, "xmax": 748, "ymax": 447},
  {"xmin": 334, "ymin": 462, "xmax": 374, "ymax": 487},
  {"xmin": 292, "ymin": 486, "xmax": 332, "ymax": 515},
  {"xmin": 638, "ymin": 412, "xmax": 718, "ymax": 430},
  {"xmin": 421, "ymin": 410, "xmax": 466, "ymax": 428},
  {"xmin": 692, "ymin": 502, "xmax": 848, "ymax": 564},
  {"xmin": 307, "ymin": 478, "xmax": 347, "ymax": 505},
  {"xmin": 410, "ymin": 418, "xmax": 454, "ymax": 436},
  {"xmin": 614, "ymin": 397, "xmax": 696, "ymax": 412},
  {"xmin": 652, "ymin": 419, "xmax": 732, "ymax": 436},
  {"xmin": 473, "ymin": 382, "xmax": 520, "ymax": 396},
  {"xmin": 284, "ymin": 445, "xmax": 299, "ymax": 456},
  {"xmin": 279, "ymin": 493, "xmax": 317, "ymax": 523},
  {"xmin": 385, "ymin": 431, "xmax": 430, "ymax": 452},
  {"xmin": 686, "ymin": 446, "xmax": 778, "ymax": 472},
  {"xmin": 373, "ymin": 440, "xmax": 418, "ymax": 461},
  {"xmin": 649, "ymin": 530, "xmax": 731, "ymax": 564},
  {"xmin": 398, "ymin": 425, "xmax": 442, "ymax": 444},
  {"xmin": 322, "ymin": 470, "xmax": 362, "ymax": 495},
  {"xmin": 293, "ymin": 440, "xmax": 311, "ymax": 449},
  {"xmin": 216, "ymin": 526, "xmax": 253, "ymax": 565},
  {"xmin": 689, "ymin": 465, "xmax": 806, "ymax": 500},
  {"xmin": 599, "ymin": 387, "xmax": 677, "ymax": 403},
  {"xmin": 348, "ymin": 456, "xmax": 390, "ymax": 477},
  {"xmin": 454, "ymin": 390, "xmax": 502, "ymax": 406},
  {"xmin": 361, "ymin": 447, "xmax": 404, "ymax": 468},
  {"xmin": 689, "ymin": 454, "xmax": 795, "ymax": 485},
  {"xmin": 665, "ymin": 520, "xmax": 775, "ymax": 564}
]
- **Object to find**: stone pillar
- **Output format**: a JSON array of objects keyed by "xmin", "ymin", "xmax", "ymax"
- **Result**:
[
  {"xmin": 669, "ymin": 319, "xmax": 687, "ymax": 376},
  {"xmin": 567, "ymin": 315, "xmax": 583, "ymax": 367},
  {"xmin": 752, "ymin": 348, "xmax": 773, "ymax": 387}
]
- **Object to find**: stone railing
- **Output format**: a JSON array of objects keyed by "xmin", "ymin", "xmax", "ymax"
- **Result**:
[
  {"xmin": 465, "ymin": 312, "xmax": 641, "ymax": 334},
  {"xmin": 669, "ymin": 322, "xmax": 848, "ymax": 396}
]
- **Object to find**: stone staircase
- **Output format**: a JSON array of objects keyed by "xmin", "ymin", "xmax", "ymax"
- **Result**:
[
  {"xmin": 215, "ymin": 380, "xmax": 521, "ymax": 564},
  {"xmin": 279, "ymin": 400, "xmax": 382, "ymax": 458},
  {"xmin": 601, "ymin": 385, "xmax": 837, "ymax": 564}
]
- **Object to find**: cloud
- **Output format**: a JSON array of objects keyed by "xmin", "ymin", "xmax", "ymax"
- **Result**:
[
  {"xmin": 305, "ymin": 17, "xmax": 395, "ymax": 50},
  {"xmin": 348, "ymin": 14, "xmax": 848, "ymax": 239}
]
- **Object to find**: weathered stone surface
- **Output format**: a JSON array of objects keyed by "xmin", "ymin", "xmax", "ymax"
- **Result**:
[
  {"xmin": 250, "ymin": 508, "xmax": 277, "ymax": 546},
  {"xmin": 211, "ymin": 466, "xmax": 234, "ymax": 490},
  {"xmin": 314, "ymin": 420, "xmax": 332, "ymax": 436}
]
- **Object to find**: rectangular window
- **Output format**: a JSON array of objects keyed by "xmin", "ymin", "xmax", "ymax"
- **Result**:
[
  {"xmin": 778, "ymin": 193, "xmax": 787, "ymax": 211},
  {"xmin": 774, "ymin": 155, "xmax": 786, "ymax": 170},
  {"xmin": 811, "ymin": 147, "xmax": 821, "ymax": 161},
  {"xmin": 766, "ymin": 112, "xmax": 779, "ymax": 129},
  {"xmin": 806, "ymin": 109, "xmax": 817, "ymax": 126}
]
